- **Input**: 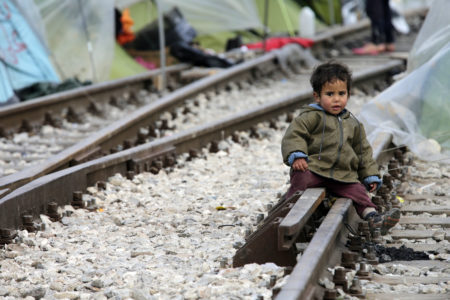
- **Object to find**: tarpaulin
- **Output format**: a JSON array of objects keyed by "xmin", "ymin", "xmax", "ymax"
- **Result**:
[
  {"xmin": 245, "ymin": 37, "xmax": 314, "ymax": 51},
  {"xmin": 0, "ymin": 0, "xmax": 59, "ymax": 104}
]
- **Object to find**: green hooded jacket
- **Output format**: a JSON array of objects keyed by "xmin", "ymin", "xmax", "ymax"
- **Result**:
[{"xmin": 281, "ymin": 104, "xmax": 379, "ymax": 183}]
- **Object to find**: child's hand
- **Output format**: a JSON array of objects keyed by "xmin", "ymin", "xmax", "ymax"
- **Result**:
[
  {"xmin": 368, "ymin": 183, "xmax": 378, "ymax": 192},
  {"xmin": 292, "ymin": 158, "xmax": 308, "ymax": 172}
]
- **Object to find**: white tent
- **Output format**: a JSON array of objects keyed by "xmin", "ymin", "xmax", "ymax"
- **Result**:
[{"xmin": 27, "ymin": 0, "xmax": 262, "ymax": 83}]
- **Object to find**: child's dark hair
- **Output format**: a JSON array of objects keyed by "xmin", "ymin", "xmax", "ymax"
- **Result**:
[{"xmin": 310, "ymin": 61, "xmax": 352, "ymax": 95}]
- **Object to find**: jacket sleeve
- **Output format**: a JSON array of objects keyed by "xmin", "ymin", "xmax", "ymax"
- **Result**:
[
  {"xmin": 281, "ymin": 114, "xmax": 313, "ymax": 166},
  {"xmin": 354, "ymin": 122, "xmax": 380, "ymax": 179}
]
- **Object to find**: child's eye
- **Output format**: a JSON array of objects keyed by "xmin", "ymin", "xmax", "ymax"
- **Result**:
[
  {"xmin": 339, "ymin": 91, "xmax": 347, "ymax": 96},
  {"xmin": 326, "ymin": 92, "xmax": 333, "ymax": 96}
]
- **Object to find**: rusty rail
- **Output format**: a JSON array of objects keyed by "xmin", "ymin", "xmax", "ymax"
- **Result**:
[
  {"xmin": 233, "ymin": 188, "xmax": 326, "ymax": 267},
  {"xmin": 275, "ymin": 198, "xmax": 353, "ymax": 299},
  {"xmin": 0, "ymin": 64, "xmax": 190, "ymax": 132},
  {"xmin": 278, "ymin": 188, "xmax": 326, "ymax": 251},
  {"xmin": 273, "ymin": 133, "xmax": 398, "ymax": 299},
  {"xmin": 0, "ymin": 60, "xmax": 402, "ymax": 230},
  {"xmin": 0, "ymin": 5, "xmax": 423, "ymax": 197},
  {"xmin": 232, "ymin": 128, "xmax": 395, "ymax": 299},
  {"xmin": 0, "ymin": 52, "xmax": 279, "ymax": 197},
  {"xmin": 0, "ymin": 6, "xmax": 431, "ymax": 297}
]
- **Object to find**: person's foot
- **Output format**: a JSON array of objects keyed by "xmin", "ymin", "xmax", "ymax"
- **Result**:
[
  {"xmin": 352, "ymin": 43, "xmax": 385, "ymax": 55},
  {"xmin": 364, "ymin": 208, "xmax": 401, "ymax": 235},
  {"xmin": 385, "ymin": 43, "xmax": 395, "ymax": 52}
]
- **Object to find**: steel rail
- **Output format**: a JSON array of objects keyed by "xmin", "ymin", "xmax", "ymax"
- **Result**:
[
  {"xmin": 276, "ymin": 198, "xmax": 354, "ymax": 299},
  {"xmin": 274, "ymin": 129, "xmax": 394, "ymax": 300},
  {"xmin": 278, "ymin": 188, "xmax": 326, "ymax": 251},
  {"xmin": 0, "ymin": 6, "xmax": 430, "ymax": 297},
  {"xmin": 0, "ymin": 52, "xmax": 279, "ymax": 197},
  {"xmin": 0, "ymin": 60, "xmax": 402, "ymax": 230},
  {"xmin": 0, "ymin": 5, "xmax": 426, "ymax": 197},
  {"xmin": 0, "ymin": 64, "xmax": 190, "ymax": 132},
  {"xmin": 0, "ymin": 5, "xmax": 425, "ymax": 135},
  {"xmin": 0, "ymin": 6, "xmax": 426, "ymax": 133}
]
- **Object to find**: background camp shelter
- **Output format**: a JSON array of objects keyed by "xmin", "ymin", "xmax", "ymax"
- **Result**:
[{"xmin": 1, "ymin": 0, "xmax": 435, "ymax": 105}]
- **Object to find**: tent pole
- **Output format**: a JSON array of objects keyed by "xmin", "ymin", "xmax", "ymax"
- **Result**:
[
  {"xmin": 262, "ymin": 0, "xmax": 269, "ymax": 53},
  {"xmin": 155, "ymin": 0, "xmax": 166, "ymax": 91},
  {"xmin": 77, "ymin": 0, "xmax": 97, "ymax": 82}
]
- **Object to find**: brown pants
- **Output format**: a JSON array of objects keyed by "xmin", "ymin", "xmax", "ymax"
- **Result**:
[{"xmin": 286, "ymin": 170, "xmax": 377, "ymax": 218}]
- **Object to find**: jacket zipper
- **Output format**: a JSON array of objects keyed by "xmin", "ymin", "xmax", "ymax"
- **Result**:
[{"xmin": 330, "ymin": 115, "xmax": 343, "ymax": 178}]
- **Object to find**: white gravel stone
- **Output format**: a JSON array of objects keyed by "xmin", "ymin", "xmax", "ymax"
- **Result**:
[
  {"xmin": 1, "ymin": 68, "xmax": 449, "ymax": 299},
  {"xmin": 0, "ymin": 125, "xmax": 290, "ymax": 299}
]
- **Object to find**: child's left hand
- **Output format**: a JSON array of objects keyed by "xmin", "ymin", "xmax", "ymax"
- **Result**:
[{"xmin": 368, "ymin": 183, "xmax": 378, "ymax": 192}]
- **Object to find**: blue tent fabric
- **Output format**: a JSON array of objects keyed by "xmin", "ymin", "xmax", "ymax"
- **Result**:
[
  {"xmin": 0, "ymin": 61, "xmax": 15, "ymax": 103},
  {"xmin": 0, "ymin": 0, "xmax": 59, "ymax": 104}
]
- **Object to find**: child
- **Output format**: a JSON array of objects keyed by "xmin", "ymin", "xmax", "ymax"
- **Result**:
[{"xmin": 281, "ymin": 61, "xmax": 399, "ymax": 235}]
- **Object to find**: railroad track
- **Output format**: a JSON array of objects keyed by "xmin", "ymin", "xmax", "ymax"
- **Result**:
[
  {"xmin": 0, "ymin": 63, "xmax": 189, "ymax": 136},
  {"xmin": 0, "ymin": 64, "xmax": 189, "ymax": 181},
  {"xmin": 0, "ymin": 7, "xmax": 425, "ymax": 198},
  {"xmin": 0, "ymin": 50, "xmax": 306, "ymax": 195},
  {"xmin": 1, "ymin": 6, "xmax": 445, "ymax": 299},
  {"xmin": 0, "ymin": 57, "xmax": 404, "ymax": 228},
  {"xmin": 265, "ymin": 147, "xmax": 450, "ymax": 299},
  {"xmin": 1, "ymin": 93, "xmax": 447, "ymax": 298}
]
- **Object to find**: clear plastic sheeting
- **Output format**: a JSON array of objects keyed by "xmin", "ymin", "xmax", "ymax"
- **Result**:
[
  {"xmin": 359, "ymin": 42, "xmax": 450, "ymax": 162},
  {"xmin": 360, "ymin": 0, "xmax": 450, "ymax": 162},
  {"xmin": 34, "ymin": 0, "xmax": 115, "ymax": 82},
  {"xmin": 407, "ymin": 0, "xmax": 450, "ymax": 72},
  {"xmin": 116, "ymin": 0, "xmax": 263, "ymax": 35},
  {"xmin": 391, "ymin": 0, "xmax": 434, "ymax": 12}
]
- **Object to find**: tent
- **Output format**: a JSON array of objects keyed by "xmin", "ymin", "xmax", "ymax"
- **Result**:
[
  {"xmin": 0, "ymin": 0, "xmax": 346, "ymax": 105},
  {"xmin": 0, "ymin": 0, "xmax": 60, "ymax": 105},
  {"xmin": 122, "ymin": 0, "xmax": 331, "ymax": 53}
]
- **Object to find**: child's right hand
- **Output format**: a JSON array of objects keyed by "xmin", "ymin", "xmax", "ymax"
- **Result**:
[{"xmin": 292, "ymin": 158, "xmax": 308, "ymax": 171}]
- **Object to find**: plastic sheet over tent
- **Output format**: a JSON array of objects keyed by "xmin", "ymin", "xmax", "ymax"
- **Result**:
[
  {"xmin": 33, "ymin": 0, "xmax": 263, "ymax": 81},
  {"xmin": 359, "ymin": 0, "xmax": 450, "ymax": 161},
  {"xmin": 34, "ymin": 0, "xmax": 115, "ymax": 82},
  {"xmin": 116, "ymin": 0, "xmax": 262, "ymax": 35},
  {"xmin": 115, "ymin": 0, "xmax": 266, "ymax": 53},
  {"xmin": 407, "ymin": 0, "xmax": 450, "ymax": 72},
  {"xmin": 158, "ymin": 0, "xmax": 262, "ymax": 34}
]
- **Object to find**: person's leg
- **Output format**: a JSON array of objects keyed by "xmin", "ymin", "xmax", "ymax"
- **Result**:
[
  {"xmin": 353, "ymin": 0, "xmax": 386, "ymax": 54},
  {"xmin": 325, "ymin": 180, "xmax": 400, "ymax": 235},
  {"xmin": 382, "ymin": 0, "xmax": 395, "ymax": 50},
  {"xmin": 324, "ymin": 181, "xmax": 377, "ymax": 218},
  {"xmin": 366, "ymin": 0, "xmax": 384, "ymax": 45},
  {"xmin": 286, "ymin": 170, "xmax": 326, "ymax": 199}
]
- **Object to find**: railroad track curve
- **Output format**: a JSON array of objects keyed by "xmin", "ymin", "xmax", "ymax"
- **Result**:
[
  {"xmin": 0, "ymin": 7, "xmax": 426, "ymax": 198},
  {"xmin": 1, "ymin": 6, "xmax": 446, "ymax": 300}
]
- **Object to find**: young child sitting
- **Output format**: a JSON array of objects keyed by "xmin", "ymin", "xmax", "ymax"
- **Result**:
[{"xmin": 281, "ymin": 61, "xmax": 399, "ymax": 235}]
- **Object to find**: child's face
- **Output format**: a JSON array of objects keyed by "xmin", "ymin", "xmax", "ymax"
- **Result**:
[{"xmin": 313, "ymin": 79, "xmax": 349, "ymax": 115}]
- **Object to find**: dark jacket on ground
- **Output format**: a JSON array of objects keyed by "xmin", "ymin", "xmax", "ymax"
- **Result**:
[{"xmin": 281, "ymin": 104, "xmax": 380, "ymax": 183}]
